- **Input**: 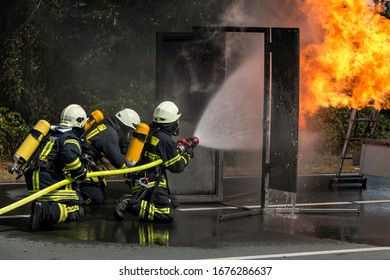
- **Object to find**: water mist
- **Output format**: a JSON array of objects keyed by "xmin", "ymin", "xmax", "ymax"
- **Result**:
[{"xmin": 194, "ymin": 49, "xmax": 264, "ymax": 151}]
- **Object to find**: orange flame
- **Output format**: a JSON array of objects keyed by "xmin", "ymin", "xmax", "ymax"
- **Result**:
[{"xmin": 299, "ymin": 0, "xmax": 390, "ymax": 125}]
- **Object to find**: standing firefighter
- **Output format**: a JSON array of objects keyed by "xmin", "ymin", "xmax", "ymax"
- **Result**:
[
  {"xmin": 79, "ymin": 108, "xmax": 141, "ymax": 205},
  {"xmin": 25, "ymin": 104, "xmax": 88, "ymax": 231},
  {"xmin": 114, "ymin": 101, "xmax": 196, "ymax": 223}
]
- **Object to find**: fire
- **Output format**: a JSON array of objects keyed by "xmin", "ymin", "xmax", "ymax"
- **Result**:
[{"xmin": 299, "ymin": 0, "xmax": 390, "ymax": 124}]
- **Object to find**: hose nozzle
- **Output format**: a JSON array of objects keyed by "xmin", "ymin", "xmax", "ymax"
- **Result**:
[{"xmin": 177, "ymin": 136, "xmax": 200, "ymax": 153}]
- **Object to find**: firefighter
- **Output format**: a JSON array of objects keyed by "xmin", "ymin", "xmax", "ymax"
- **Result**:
[
  {"xmin": 79, "ymin": 108, "xmax": 141, "ymax": 205},
  {"xmin": 25, "ymin": 104, "xmax": 88, "ymax": 231},
  {"xmin": 113, "ymin": 101, "xmax": 194, "ymax": 223}
]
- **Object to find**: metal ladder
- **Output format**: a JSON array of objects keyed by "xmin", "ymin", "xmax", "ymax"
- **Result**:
[{"xmin": 329, "ymin": 107, "xmax": 380, "ymax": 190}]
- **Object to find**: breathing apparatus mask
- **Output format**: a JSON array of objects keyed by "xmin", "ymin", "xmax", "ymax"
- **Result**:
[
  {"xmin": 72, "ymin": 118, "xmax": 86, "ymax": 137},
  {"xmin": 172, "ymin": 120, "xmax": 180, "ymax": 136},
  {"xmin": 152, "ymin": 121, "xmax": 180, "ymax": 137},
  {"xmin": 117, "ymin": 122, "xmax": 134, "ymax": 154}
]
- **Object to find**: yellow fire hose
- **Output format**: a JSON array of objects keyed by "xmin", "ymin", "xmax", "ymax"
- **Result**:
[{"xmin": 0, "ymin": 159, "xmax": 163, "ymax": 216}]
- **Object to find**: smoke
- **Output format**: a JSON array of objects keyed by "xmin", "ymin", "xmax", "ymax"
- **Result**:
[{"xmin": 219, "ymin": 0, "xmax": 323, "ymax": 46}]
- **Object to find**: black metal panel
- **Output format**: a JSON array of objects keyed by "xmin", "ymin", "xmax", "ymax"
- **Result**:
[
  {"xmin": 156, "ymin": 32, "xmax": 225, "ymax": 200},
  {"xmin": 269, "ymin": 28, "xmax": 300, "ymax": 192}
]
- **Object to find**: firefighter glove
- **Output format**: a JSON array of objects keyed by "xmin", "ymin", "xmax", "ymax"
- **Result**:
[{"xmin": 184, "ymin": 146, "xmax": 194, "ymax": 160}]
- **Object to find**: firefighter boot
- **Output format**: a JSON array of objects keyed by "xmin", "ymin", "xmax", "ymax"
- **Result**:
[
  {"xmin": 113, "ymin": 195, "xmax": 131, "ymax": 222},
  {"xmin": 29, "ymin": 201, "xmax": 43, "ymax": 231}
]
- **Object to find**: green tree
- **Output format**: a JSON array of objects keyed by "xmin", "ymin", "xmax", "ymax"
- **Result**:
[
  {"xmin": 384, "ymin": 1, "xmax": 390, "ymax": 18},
  {"xmin": 0, "ymin": 107, "xmax": 30, "ymax": 160}
]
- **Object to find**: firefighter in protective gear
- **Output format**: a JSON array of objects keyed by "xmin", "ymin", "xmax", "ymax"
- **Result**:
[
  {"xmin": 79, "ymin": 108, "xmax": 141, "ymax": 205},
  {"xmin": 25, "ymin": 104, "xmax": 88, "ymax": 231},
  {"xmin": 113, "ymin": 101, "xmax": 194, "ymax": 223}
]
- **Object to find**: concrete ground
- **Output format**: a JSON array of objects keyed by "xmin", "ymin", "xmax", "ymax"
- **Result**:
[{"xmin": 1, "ymin": 174, "xmax": 390, "ymax": 260}]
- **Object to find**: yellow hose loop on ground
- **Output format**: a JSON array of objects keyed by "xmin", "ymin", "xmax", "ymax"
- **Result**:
[{"xmin": 0, "ymin": 159, "xmax": 162, "ymax": 215}]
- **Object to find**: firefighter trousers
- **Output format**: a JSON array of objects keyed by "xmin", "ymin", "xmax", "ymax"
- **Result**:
[
  {"xmin": 79, "ymin": 179, "xmax": 107, "ymax": 205},
  {"xmin": 39, "ymin": 201, "xmax": 84, "ymax": 225},
  {"xmin": 25, "ymin": 170, "xmax": 84, "ymax": 225},
  {"xmin": 127, "ymin": 184, "xmax": 175, "ymax": 223}
]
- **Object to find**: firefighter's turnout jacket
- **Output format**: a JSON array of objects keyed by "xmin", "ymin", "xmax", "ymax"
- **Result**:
[
  {"xmin": 128, "ymin": 122, "xmax": 192, "ymax": 223},
  {"xmin": 84, "ymin": 116, "xmax": 129, "ymax": 169},
  {"xmin": 24, "ymin": 127, "xmax": 86, "ymax": 224},
  {"xmin": 79, "ymin": 116, "xmax": 129, "ymax": 204}
]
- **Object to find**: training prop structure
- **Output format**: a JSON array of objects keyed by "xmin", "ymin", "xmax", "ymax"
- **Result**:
[
  {"xmin": 0, "ymin": 159, "xmax": 163, "ymax": 215},
  {"xmin": 156, "ymin": 27, "xmax": 300, "ymax": 203}
]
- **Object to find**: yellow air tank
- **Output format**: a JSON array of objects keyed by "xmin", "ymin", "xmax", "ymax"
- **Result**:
[
  {"xmin": 84, "ymin": 109, "xmax": 104, "ymax": 132},
  {"xmin": 13, "ymin": 119, "xmax": 51, "ymax": 165},
  {"xmin": 125, "ymin": 123, "xmax": 150, "ymax": 167}
]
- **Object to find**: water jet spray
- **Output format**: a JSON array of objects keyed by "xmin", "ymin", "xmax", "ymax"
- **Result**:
[{"xmin": 194, "ymin": 48, "xmax": 263, "ymax": 151}]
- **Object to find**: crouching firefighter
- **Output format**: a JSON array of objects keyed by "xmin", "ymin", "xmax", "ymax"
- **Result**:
[
  {"xmin": 79, "ymin": 108, "xmax": 141, "ymax": 205},
  {"xmin": 113, "ymin": 101, "xmax": 197, "ymax": 223},
  {"xmin": 24, "ymin": 104, "xmax": 88, "ymax": 231}
]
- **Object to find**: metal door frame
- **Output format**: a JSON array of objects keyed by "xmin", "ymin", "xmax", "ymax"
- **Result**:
[{"xmin": 193, "ymin": 26, "xmax": 299, "ymax": 208}]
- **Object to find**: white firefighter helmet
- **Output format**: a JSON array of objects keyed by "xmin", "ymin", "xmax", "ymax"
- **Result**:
[
  {"xmin": 153, "ymin": 101, "xmax": 181, "ymax": 123},
  {"xmin": 59, "ymin": 104, "xmax": 87, "ymax": 128},
  {"xmin": 115, "ymin": 108, "xmax": 141, "ymax": 129}
]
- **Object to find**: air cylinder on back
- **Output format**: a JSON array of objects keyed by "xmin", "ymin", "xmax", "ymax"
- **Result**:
[
  {"xmin": 125, "ymin": 123, "xmax": 150, "ymax": 167},
  {"xmin": 13, "ymin": 119, "xmax": 51, "ymax": 165},
  {"xmin": 84, "ymin": 109, "xmax": 104, "ymax": 132}
]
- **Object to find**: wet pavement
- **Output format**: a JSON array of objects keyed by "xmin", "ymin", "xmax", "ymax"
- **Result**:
[{"xmin": 1, "ymin": 174, "xmax": 390, "ymax": 260}]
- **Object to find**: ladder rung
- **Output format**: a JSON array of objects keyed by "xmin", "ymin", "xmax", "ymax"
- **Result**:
[
  {"xmin": 331, "ymin": 182, "xmax": 364, "ymax": 188},
  {"xmin": 335, "ymin": 175, "xmax": 363, "ymax": 180},
  {"xmin": 355, "ymin": 118, "xmax": 376, "ymax": 122},
  {"xmin": 342, "ymin": 155, "xmax": 353, "ymax": 159}
]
